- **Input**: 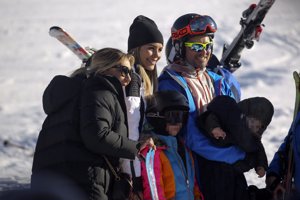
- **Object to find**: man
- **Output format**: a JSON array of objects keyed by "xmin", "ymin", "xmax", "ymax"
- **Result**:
[{"xmin": 158, "ymin": 13, "xmax": 248, "ymax": 200}]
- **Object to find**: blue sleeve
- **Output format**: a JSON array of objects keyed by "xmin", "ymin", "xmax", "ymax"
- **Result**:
[
  {"xmin": 220, "ymin": 78, "xmax": 235, "ymax": 99},
  {"xmin": 219, "ymin": 68, "xmax": 241, "ymax": 102},
  {"xmin": 267, "ymin": 112, "xmax": 300, "ymax": 181},
  {"xmin": 208, "ymin": 71, "xmax": 236, "ymax": 101},
  {"xmin": 206, "ymin": 67, "xmax": 241, "ymax": 101},
  {"xmin": 294, "ymin": 113, "xmax": 300, "ymax": 191},
  {"xmin": 267, "ymin": 129, "xmax": 290, "ymax": 177}
]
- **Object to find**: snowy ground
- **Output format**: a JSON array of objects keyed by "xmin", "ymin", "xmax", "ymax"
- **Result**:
[{"xmin": 0, "ymin": 0, "xmax": 300, "ymax": 189}]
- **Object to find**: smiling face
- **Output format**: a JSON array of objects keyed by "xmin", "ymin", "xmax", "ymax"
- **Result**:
[
  {"xmin": 185, "ymin": 35, "xmax": 212, "ymax": 71},
  {"xmin": 139, "ymin": 42, "xmax": 163, "ymax": 71}
]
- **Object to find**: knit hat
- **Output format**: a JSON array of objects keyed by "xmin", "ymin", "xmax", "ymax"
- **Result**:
[{"xmin": 128, "ymin": 15, "xmax": 164, "ymax": 52}]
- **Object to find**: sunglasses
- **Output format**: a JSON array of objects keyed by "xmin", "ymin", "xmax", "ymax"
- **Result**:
[
  {"xmin": 172, "ymin": 15, "xmax": 217, "ymax": 40},
  {"xmin": 113, "ymin": 65, "xmax": 133, "ymax": 77},
  {"xmin": 184, "ymin": 42, "xmax": 213, "ymax": 52}
]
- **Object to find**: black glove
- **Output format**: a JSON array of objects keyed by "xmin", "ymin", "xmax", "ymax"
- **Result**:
[{"xmin": 125, "ymin": 71, "xmax": 141, "ymax": 97}]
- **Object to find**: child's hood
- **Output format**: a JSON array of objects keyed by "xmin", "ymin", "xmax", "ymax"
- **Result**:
[{"xmin": 238, "ymin": 97, "xmax": 274, "ymax": 128}]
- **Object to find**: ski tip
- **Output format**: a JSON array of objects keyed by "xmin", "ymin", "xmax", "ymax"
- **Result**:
[
  {"xmin": 49, "ymin": 26, "xmax": 62, "ymax": 31},
  {"xmin": 293, "ymin": 71, "xmax": 300, "ymax": 82},
  {"xmin": 49, "ymin": 26, "xmax": 65, "ymax": 37}
]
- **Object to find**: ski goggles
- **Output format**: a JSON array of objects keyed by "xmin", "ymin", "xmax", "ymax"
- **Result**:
[
  {"xmin": 172, "ymin": 15, "xmax": 217, "ymax": 40},
  {"xmin": 164, "ymin": 110, "xmax": 189, "ymax": 125},
  {"xmin": 184, "ymin": 41, "xmax": 213, "ymax": 52},
  {"xmin": 113, "ymin": 65, "xmax": 133, "ymax": 77},
  {"xmin": 146, "ymin": 110, "xmax": 188, "ymax": 124}
]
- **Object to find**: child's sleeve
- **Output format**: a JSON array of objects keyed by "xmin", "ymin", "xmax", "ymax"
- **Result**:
[
  {"xmin": 255, "ymin": 141, "xmax": 268, "ymax": 170},
  {"xmin": 205, "ymin": 112, "xmax": 222, "ymax": 133},
  {"xmin": 159, "ymin": 152, "xmax": 176, "ymax": 199},
  {"xmin": 197, "ymin": 111, "xmax": 220, "ymax": 137},
  {"xmin": 197, "ymin": 111, "xmax": 233, "ymax": 147}
]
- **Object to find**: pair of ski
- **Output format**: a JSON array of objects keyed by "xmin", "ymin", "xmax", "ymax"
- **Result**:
[
  {"xmin": 220, "ymin": 0, "xmax": 275, "ymax": 72},
  {"xmin": 49, "ymin": 0, "xmax": 276, "ymax": 74},
  {"xmin": 49, "ymin": 26, "xmax": 92, "ymax": 61}
]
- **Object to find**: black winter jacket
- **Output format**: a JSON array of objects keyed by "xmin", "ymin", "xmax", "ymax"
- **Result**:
[
  {"xmin": 32, "ymin": 74, "xmax": 139, "ymax": 172},
  {"xmin": 32, "ymin": 74, "xmax": 92, "ymax": 172},
  {"xmin": 80, "ymin": 74, "xmax": 139, "ymax": 166}
]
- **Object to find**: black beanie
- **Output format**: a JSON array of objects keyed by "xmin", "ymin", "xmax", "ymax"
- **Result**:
[{"xmin": 128, "ymin": 15, "xmax": 164, "ymax": 52}]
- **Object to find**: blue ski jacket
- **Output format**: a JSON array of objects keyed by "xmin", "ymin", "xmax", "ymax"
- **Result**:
[
  {"xmin": 267, "ymin": 111, "xmax": 300, "ymax": 192},
  {"xmin": 158, "ymin": 67, "xmax": 245, "ymax": 164},
  {"xmin": 159, "ymin": 135, "xmax": 196, "ymax": 200}
]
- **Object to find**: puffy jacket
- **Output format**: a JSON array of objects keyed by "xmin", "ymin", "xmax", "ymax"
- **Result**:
[
  {"xmin": 80, "ymin": 74, "xmax": 139, "ymax": 165},
  {"xmin": 158, "ymin": 67, "xmax": 245, "ymax": 164},
  {"xmin": 32, "ymin": 74, "xmax": 96, "ymax": 171},
  {"xmin": 32, "ymin": 74, "xmax": 139, "ymax": 171},
  {"xmin": 141, "ymin": 135, "xmax": 199, "ymax": 200}
]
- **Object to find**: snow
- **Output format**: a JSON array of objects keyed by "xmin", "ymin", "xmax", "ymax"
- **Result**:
[{"xmin": 0, "ymin": 0, "xmax": 300, "ymax": 189}]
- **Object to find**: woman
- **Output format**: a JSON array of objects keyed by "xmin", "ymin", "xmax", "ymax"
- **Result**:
[
  {"xmin": 120, "ymin": 15, "xmax": 164, "ymax": 199},
  {"xmin": 31, "ymin": 48, "xmax": 155, "ymax": 200},
  {"xmin": 127, "ymin": 15, "xmax": 164, "ymax": 96}
]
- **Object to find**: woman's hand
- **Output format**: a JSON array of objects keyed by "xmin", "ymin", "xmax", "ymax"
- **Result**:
[
  {"xmin": 137, "ymin": 137, "xmax": 156, "ymax": 161},
  {"xmin": 139, "ymin": 137, "xmax": 156, "ymax": 151}
]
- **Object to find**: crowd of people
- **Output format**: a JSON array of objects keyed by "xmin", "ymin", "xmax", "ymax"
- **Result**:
[{"xmin": 28, "ymin": 13, "xmax": 300, "ymax": 200}]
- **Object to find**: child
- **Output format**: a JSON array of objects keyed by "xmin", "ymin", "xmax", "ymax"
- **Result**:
[
  {"xmin": 140, "ymin": 90, "xmax": 203, "ymax": 200},
  {"xmin": 197, "ymin": 95, "xmax": 274, "ymax": 177}
]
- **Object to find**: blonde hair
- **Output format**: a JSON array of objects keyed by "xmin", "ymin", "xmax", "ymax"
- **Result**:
[
  {"xmin": 129, "ymin": 47, "xmax": 158, "ymax": 96},
  {"xmin": 71, "ymin": 48, "xmax": 134, "ymax": 77}
]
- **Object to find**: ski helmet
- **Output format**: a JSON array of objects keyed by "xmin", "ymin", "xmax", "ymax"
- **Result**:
[
  {"xmin": 171, "ymin": 13, "xmax": 217, "ymax": 59},
  {"xmin": 165, "ymin": 36, "xmax": 176, "ymax": 64},
  {"xmin": 145, "ymin": 90, "xmax": 189, "ymax": 135}
]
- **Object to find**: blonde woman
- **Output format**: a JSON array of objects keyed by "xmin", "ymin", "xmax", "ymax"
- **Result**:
[
  {"xmin": 119, "ymin": 15, "xmax": 164, "ymax": 200},
  {"xmin": 31, "ymin": 48, "xmax": 155, "ymax": 200}
]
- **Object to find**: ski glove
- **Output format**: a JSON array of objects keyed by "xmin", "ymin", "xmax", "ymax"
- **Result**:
[{"xmin": 126, "ymin": 71, "xmax": 141, "ymax": 97}]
